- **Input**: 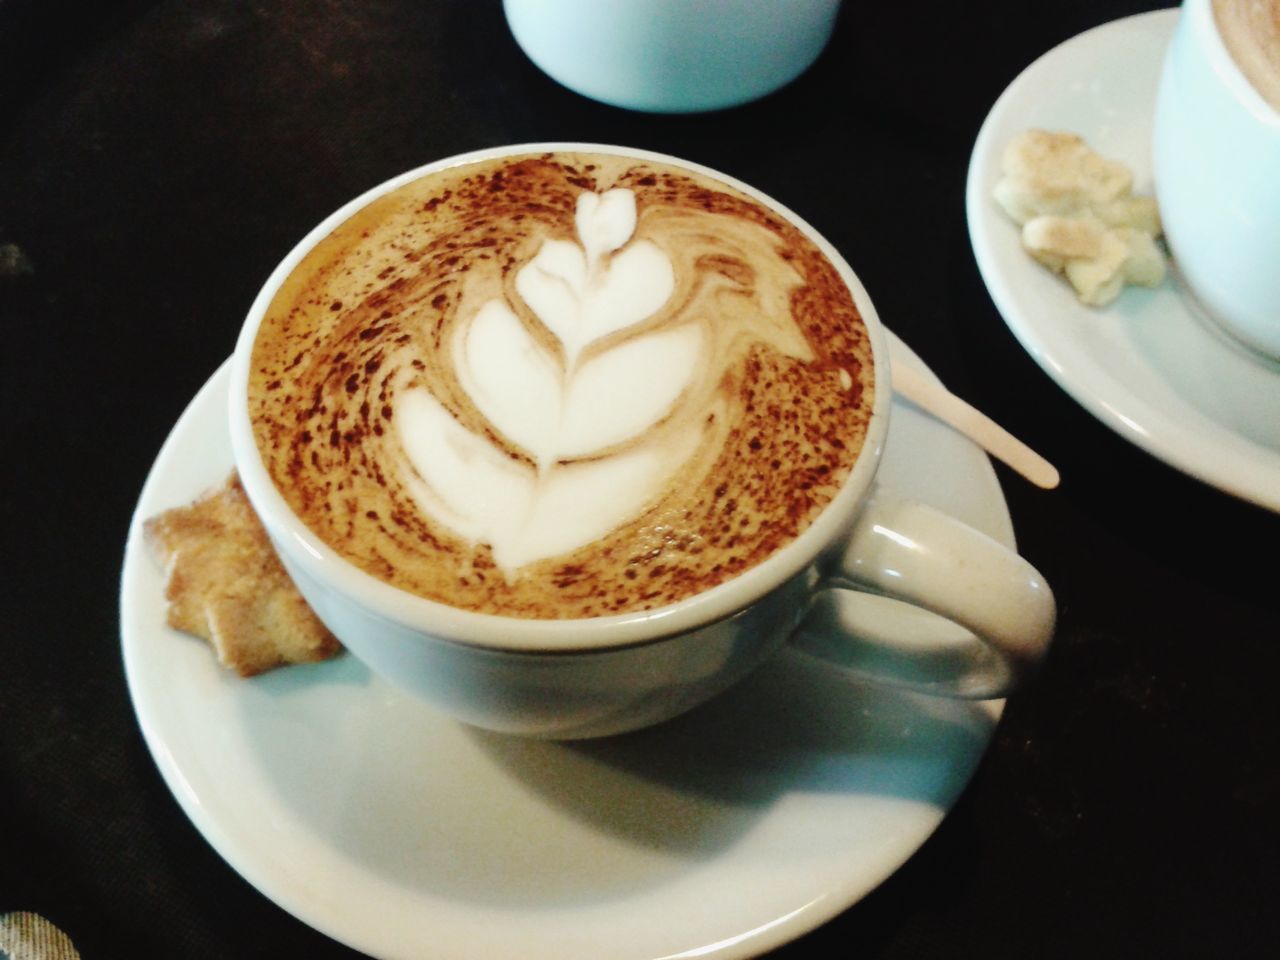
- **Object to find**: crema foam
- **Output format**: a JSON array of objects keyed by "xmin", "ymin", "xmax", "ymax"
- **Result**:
[
  {"xmin": 1214, "ymin": 0, "xmax": 1280, "ymax": 112},
  {"xmin": 249, "ymin": 152, "xmax": 874, "ymax": 619}
]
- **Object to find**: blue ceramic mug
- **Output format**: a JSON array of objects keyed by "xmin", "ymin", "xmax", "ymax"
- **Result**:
[{"xmin": 503, "ymin": 0, "xmax": 843, "ymax": 112}]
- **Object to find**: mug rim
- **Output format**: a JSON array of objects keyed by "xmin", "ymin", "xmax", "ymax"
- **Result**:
[
  {"xmin": 1192, "ymin": 0, "xmax": 1280, "ymax": 128},
  {"xmin": 228, "ymin": 142, "xmax": 893, "ymax": 654}
]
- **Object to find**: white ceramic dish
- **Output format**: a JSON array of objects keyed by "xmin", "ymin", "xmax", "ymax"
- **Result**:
[
  {"xmin": 121, "ymin": 337, "xmax": 1005, "ymax": 960},
  {"xmin": 967, "ymin": 8, "xmax": 1280, "ymax": 513}
]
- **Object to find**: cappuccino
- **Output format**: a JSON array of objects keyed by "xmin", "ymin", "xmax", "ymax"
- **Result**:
[
  {"xmin": 1213, "ymin": 0, "xmax": 1280, "ymax": 111},
  {"xmin": 249, "ymin": 152, "xmax": 874, "ymax": 619}
]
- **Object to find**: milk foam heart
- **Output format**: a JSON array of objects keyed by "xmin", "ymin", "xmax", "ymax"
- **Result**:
[
  {"xmin": 247, "ymin": 152, "xmax": 875, "ymax": 619},
  {"xmin": 399, "ymin": 187, "xmax": 699, "ymax": 572},
  {"xmin": 516, "ymin": 195, "xmax": 675, "ymax": 366}
]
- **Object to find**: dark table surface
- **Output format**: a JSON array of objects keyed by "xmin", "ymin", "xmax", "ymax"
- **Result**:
[{"xmin": 2, "ymin": 1, "xmax": 1277, "ymax": 957}]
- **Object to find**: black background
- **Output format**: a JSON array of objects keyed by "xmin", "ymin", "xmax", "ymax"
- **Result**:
[{"xmin": 2, "ymin": 1, "xmax": 1277, "ymax": 957}]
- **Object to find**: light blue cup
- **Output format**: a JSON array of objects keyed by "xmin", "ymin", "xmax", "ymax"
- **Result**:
[{"xmin": 503, "ymin": 0, "xmax": 843, "ymax": 113}]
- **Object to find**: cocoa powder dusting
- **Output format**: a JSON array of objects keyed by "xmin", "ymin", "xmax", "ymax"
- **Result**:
[{"xmin": 248, "ymin": 152, "xmax": 874, "ymax": 620}]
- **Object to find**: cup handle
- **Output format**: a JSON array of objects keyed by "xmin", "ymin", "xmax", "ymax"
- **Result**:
[{"xmin": 789, "ymin": 488, "xmax": 1055, "ymax": 699}]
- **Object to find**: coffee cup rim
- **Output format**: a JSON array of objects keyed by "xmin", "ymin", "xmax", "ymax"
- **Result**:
[
  {"xmin": 1192, "ymin": 0, "xmax": 1280, "ymax": 127},
  {"xmin": 229, "ymin": 142, "xmax": 893, "ymax": 654}
]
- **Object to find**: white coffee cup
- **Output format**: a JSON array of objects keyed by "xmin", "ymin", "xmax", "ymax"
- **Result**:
[
  {"xmin": 229, "ymin": 144, "xmax": 1055, "ymax": 739},
  {"xmin": 502, "ymin": 0, "xmax": 843, "ymax": 112},
  {"xmin": 1153, "ymin": 0, "xmax": 1280, "ymax": 360}
]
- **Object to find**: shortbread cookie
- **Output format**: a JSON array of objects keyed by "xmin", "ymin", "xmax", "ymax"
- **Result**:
[
  {"xmin": 1020, "ymin": 214, "xmax": 1166, "ymax": 307},
  {"xmin": 995, "ymin": 129, "xmax": 1165, "ymax": 306},
  {"xmin": 145, "ymin": 472, "xmax": 342, "ymax": 676}
]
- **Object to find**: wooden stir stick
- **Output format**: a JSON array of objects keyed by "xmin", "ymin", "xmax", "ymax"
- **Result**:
[{"xmin": 889, "ymin": 357, "xmax": 1061, "ymax": 490}]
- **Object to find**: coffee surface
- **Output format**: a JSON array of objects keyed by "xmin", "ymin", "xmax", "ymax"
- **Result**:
[
  {"xmin": 1214, "ymin": 0, "xmax": 1280, "ymax": 112},
  {"xmin": 249, "ymin": 152, "xmax": 874, "ymax": 619}
]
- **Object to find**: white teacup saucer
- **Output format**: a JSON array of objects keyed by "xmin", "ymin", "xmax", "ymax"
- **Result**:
[
  {"xmin": 120, "ymin": 336, "xmax": 1007, "ymax": 960},
  {"xmin": 967, "ymin": 8, "xmax": 1280, "ymax": 513}
]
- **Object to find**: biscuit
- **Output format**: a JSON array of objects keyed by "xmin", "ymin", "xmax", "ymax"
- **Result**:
[
  {"xmin": 1021, "ymin": 214, "xmax": 1166, "ymax": 307},
  {"xmin": 995, "ymin": 129, "xmax": 1166, "ymax": 307},
  {"xmin": 995, "ymin": 129, "xmax": 1132, "ymax": 223},
  {"xmin": 145, "ymin": 472, "xmax": 342, "ymax": 676}
]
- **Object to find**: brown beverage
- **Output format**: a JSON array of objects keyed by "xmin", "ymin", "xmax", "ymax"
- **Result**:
[
  {"xmin": 1213, "ymin": 0, "xmax": 1280, "ymax": 111},
  {"xmin": 248, "ymin": 152, "xmax": 874, "ymax": 619}
]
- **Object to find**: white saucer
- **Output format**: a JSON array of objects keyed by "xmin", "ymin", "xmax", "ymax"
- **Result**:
[
  {"xmin": 967, "ymin": 8, "xmax": 1280, "ymax": 513},
  {"xmin": 120, "ymin": 336, "xmax": 1005, "ymax": 960}
]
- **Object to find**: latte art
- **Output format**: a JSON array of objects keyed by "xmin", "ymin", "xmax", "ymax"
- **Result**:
[
  {"xmin": 400, "ymin": 187, "xmax": 699, "ymax": 572},
  {"xmin": 249, "ymin": 153, "xmax": 874, "ymax": 618}
]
